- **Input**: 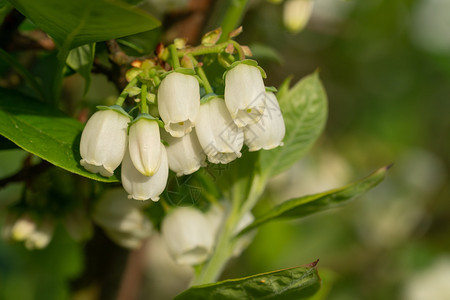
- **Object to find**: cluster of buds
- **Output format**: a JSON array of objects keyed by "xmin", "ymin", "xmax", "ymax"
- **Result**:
[
  {"xmin": 2, "ymin": 214, "xmax": 54, "ymax": 250},
  {"xmin": 79, "ymin": 28, "xmax": 286, "ymax": 201}
]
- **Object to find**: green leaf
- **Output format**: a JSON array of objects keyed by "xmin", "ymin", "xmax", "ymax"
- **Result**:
[
  {"xmin": 174, "ymin": 261, "xmax": 321, "ymax": 300},
  {"xmin": 0, "ymin": 88, "xmax": 119, "ymax": 182},
  {"xmin": 0, "ymin": 0, "xmax": 12, "ymax": 24},
  {"xmin": 277, "ymin": 76, "xmax": 293, "ymax": 101},
  {"xmin": 66, "ymin": 43, "xmax": 95, "ymax": 94},
  {"xmin": 259, "ymin": 72, "xmax": 327, "ymax": 179},
  {"xmin": 0, "ymin": 48, "xmax": 46, "ymax": 101},
  {"xmin": 238, "ymin": 166, "xmax": 389, "ymax": 236},
  {"xmin": 8, "ymin": 0, "xmax": 160, "ymax": 49}
]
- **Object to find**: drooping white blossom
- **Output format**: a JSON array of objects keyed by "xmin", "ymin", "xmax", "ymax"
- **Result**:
[
  {"xmin": 121, "ymin": 145, "xmax": 169, "ymax": 201},
  {"xmin": 142, "ymin": 233, "xmax": 194, "ymax": 300},
  {"xmin": 283, "ymin": 0, "xmax": 314, "ymax": 33},
  {"xmin": 161, "ymin": 207, "xmax": 215, "ymax": 265},
  {"xmin": 24, "ymin": 219, "xmax": 54, "ymax": 250},
  {"xmin": 11, "ymin": 214, "xmax": 36, "ymax": 241},
  {"xmin": 224, "ymin": 63, "xmax": 266, "ymax": 127},
  {"xmin": 244, "ymin": 92, "xmax": 285, "ymax": 151},
  {"xmin": 80, "ymin": 108, "xmax": 129, "ymax": 177},
  {"xmin": 93, "ymin": 188, "xmax": 153, "ymax": 249},
  {"xmin": 129, "ymin": 117, "xmax": 162, "ymax": 176},
  {"xmin": 161, "ymin": 129, "xmax": 206, "ymax": 176},
  {"xmin": 196, "ymin": 97, "xmax": 244, "ymax": 164},
  {"xmin": 158, "ymin": 72, "xmax": 200, "ymax": 137}
]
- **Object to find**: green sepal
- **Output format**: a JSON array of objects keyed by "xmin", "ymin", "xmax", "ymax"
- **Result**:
[
  {"xmin": 265, "ymin": 86, "xmax": 277, "ymax": 93},
  {"xmin": 160, "ymin": 68, "xmax": 196, "ymax": 80},
  {"xmin": 222, "ymin": 59, "xmax": 267, "ymax": 79},
  {"xmin": 161, "ymin": 139, "xmax": 169, "ymax": 146},
  {"xmin": 128, "ymin": 113, "xmax": 161, "ymax": 127},
  {"xmin": 200, "ymin": 93, "xmax": 223, "ymax": 105},
  {"xmin": 96, "ymin": 105, "xmax": 132, "ymax": 120}
]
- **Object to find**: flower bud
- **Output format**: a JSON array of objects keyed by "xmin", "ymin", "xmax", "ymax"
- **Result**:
[
  {"xmin": 224, "ymin": 63, "xmax": 266, "ymax": 127},
  {"xmin": 161, "ymin": 207, "xmax": 215, "ymax": 265},
  {"xmin": 80, "ymin": 108, "xmax": 129, "ymax": 177},
  {"xmin": 158, "ymin": 72, "xmax": 200, "ymax": 137},
  {"xmin": 196, "ymin": 97, "xmax": 244, "ymax": 164},
  {"xmin": 283, "ymin": 0, "xmax": 314, "ymax": 33},
  {"xmin": 24, "ymin": 219, "xmax": 54, "ymax": 250},
  {"xmin": 244, "ymin": 92, "xmax": 286, "ymax": 151},
  {"xmin": 121, "ymin": 145, "xmax": 169, "ymax": 201},
  {"xmin": 11, "ymin": 214, "xmax": 36, "ymax": 241},
  {"xmin": 161, "ymin": 129, "xmax": 206, "ymax": 176},
  {"xmin": 129, "ymin": 117, "xmax": 162, "ymax": 176}
]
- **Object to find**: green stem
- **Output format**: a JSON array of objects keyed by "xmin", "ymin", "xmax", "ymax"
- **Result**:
[
  {"xmin": 230, "ymin": 40, "xmax": 245, "ymax": 61},
  {"xmin": 192, "ymin": 174, "xmax": 267, "ymax": 285},
  {"xmin": 115, "ymin": 78, "xmax": 138, "ymax": 106},
  {"xmin": 140, "ymin": 84, "xmax": 148, "ymax": 114},
  {"xmin": 177, "ymin": 42, "xmax": 230, "ymax": 57},
  {"xmin": 169, "ymin": 44, "xmax": 180, "ymax": 69},
  {"xmin": 189, "ymin": 55, "xmax": 213, "ymax": 94},
  {"xmin": 217, "ymin": 0, "xmax": 249, "ymax": 43}
]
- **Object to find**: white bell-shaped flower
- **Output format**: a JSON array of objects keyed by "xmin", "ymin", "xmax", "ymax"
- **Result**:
[
  {"xmin": 129, "ymin": 117, "xmax": 161, "ymax": 176},
  {"xmin": 80, "ymin": 108, "xmax": 129, "ymax": 177},
  {"xmin": 93, "ymin": 188, "xmax": 153, "ymax": 248},
  {"xmin": 121, "ymin": 145, "xmax": 169, "ymax": 201},
  {"xmin": 244, "ymin": 92, "xmax": 286, "ymax": 151},
  {"xmin": 161, "ymin": 129, "xmax": 206, "ymax": 176},
  {"xmin": 161, "ymin": 207, "xmax": 215, "ymax": 265},
  {"xmin": 158, "ymin": 72, "xmax": 200, "ymax": 137},
  {"xmin": 283, "ymin": 0, "xmax": 314, "ymax": 33},
  {"xmin": 196, "ymin": 97, "xmax": 244, "ymax": 164},
  {"xmin": 224, "ymin": 63, "xmax": 266, "ymax": 127}
]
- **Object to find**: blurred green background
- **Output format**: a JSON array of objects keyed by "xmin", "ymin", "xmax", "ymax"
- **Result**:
[{"xmin": 0, "ymin": 0, "xmax": 449, "ymax": 299}]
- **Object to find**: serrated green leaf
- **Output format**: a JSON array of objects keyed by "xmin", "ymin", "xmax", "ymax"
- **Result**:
[
  {"xmin": 238, "ymin": 166, "xmax": 388, "ymax": 235},
  {"xmin": 8, "ymin": 0, "xmax": 160, "ymax": 49},
  {"xmin": 175, "ymin": 262, "xmax": 321, "ymax": 300},
  {"xmin": 0, "ymin": 88, "xmax": 119, "ymax": 182},
  {"xmin": 66, "ymin": 43, "xmax": 95, "ymax": 94},
  {"xmin": 259, "ymin": 72, "xmax": 327, "ymax": 179}
]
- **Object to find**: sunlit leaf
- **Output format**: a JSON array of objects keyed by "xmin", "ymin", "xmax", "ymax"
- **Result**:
[
  {"xmin": 8, "ymin": 0, "xmax": 160, "ymax": 49},
  {"xmin": 175, "ymin": 261, "xmax": 321, "ymax": 300},
  {"xmin": 238, "ymin": 166, "xmax": 388, "ymax": 235},
  {"xmin": 66, "ymin": 43, "xmax": 96, "ymax": 94}
]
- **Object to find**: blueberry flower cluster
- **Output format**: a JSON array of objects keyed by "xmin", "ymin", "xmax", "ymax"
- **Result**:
[{"xmin": 79, "ymin": 32, "xmax": 285, "ymax": 201}]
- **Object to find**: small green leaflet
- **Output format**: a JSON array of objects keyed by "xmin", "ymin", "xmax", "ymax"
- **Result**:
[
  {"xmin": 175, "ymin": 261, "xmax": 321, "ymax": 300},
  {"xmin": 8, "ymin": 0, "xmax": 160, "ymax": 49},
  {"xmin": 238, "ymin": 166, "xmax": 389, "ymax": 236},
  {"xmin": 0, "ymin": 88, "xmax": 119, "ymax": 182},
  {"xmin": 259, "ymin": 72, "xmax": 328, "ymax": 179},
  {"xmin": 66, "ymin": 43, "xmax": 96, "ymax": 94}
]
